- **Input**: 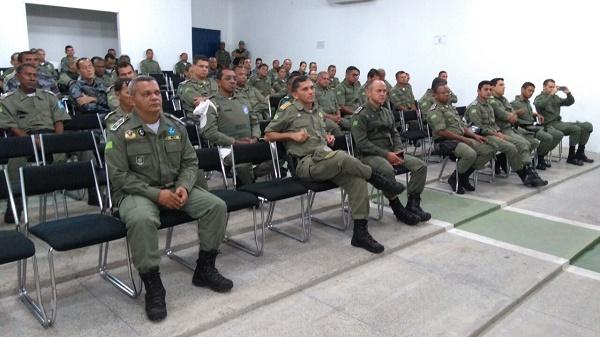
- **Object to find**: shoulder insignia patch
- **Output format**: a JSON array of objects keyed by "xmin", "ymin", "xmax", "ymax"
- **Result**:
[
  {"xmin": 164, "ymin": 113, "xmax": 186, "ymax": 126},
  {"xmin": 354, "ymin": 106, "xmax": 364, "ymax": 114},
  {"xmin": 0, "ymin": 91, "xmax": 15, "ymax": 100},
  {"xmin": 280, "ymin": 101, "xmax": 292, "ymax": 110},
  {"xmin": 104, "ymin": 111, "xmax": 115, "ymax": 120},
  {"xmin": 42, "ymin": 89, "xmax": 57, "ymax": 97},
  {"xmin": 110, "ymin": 115, "xmax": 129, "ymax": 131},
  {"xmin": 430, "ymin": 103, "xmax": 437, "ymax": 111}
]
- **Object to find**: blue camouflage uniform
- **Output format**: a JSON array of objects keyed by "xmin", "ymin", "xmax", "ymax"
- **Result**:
[{"xmin": 69, "ymin": 78, "xmax": 110, "ymax": 114}]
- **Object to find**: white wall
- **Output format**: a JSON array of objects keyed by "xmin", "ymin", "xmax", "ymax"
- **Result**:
[
  {"xmin": 1, "ymin": 0, "xmax": 192, "ymax": 73},
  {"xmin": 191, "ymin": 0, "xmax": 233, "ymax": 49},
  {"xmin": 26, "ymin": 4, "xmax": 118, "ymax": 65},
  {"xmin": 228, "ymin": 0, "xmax": 599, "ymax": 151}
]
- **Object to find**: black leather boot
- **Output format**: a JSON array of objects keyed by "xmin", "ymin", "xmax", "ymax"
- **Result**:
[
  {"xmin": 368, "ymin": 170, "xmax": 405, "ymax": 196},
  {"xmin": 351, "ymin": 219, "xmax": 384, "ymax": 254},
  {"xmin": 576, "ymin": 145, "xmax": 594, "ymax": 163},
  {"xmin": 140, "ymin": 268, "xmax": 167, "ymax": 322},
  {"xmin": 192, "ymin": 250, "xmax": 233, "ymax": 293},
  {"xmin": 528, "ymin": 167, "xmax": 548, "ymax": 186},
  {"xmin": 447, "ymin": 170, "xmax": 464, "ymax": 194},
  {"xmin": 536, "ymin": 155, "xmax": 547, "ymax": 170},
  {"xmin": 406, "ymin": 194, "xmax": 431, "ymax": 222},
  {"xmin": 459, "ymin": 168, "xmax": 476, "ymax": 191},
  {"xmin": 567, "ymin": 146, "xmax": 583, "ymax": 166},
  {"xmin": 389, "ymin": 198, "xmax": 420, "ymax": 225},
  {"xmin": 495, "ymin": 153, "xmax": 508, "ymax": 174}
]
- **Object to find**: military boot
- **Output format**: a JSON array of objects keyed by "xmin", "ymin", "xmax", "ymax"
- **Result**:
[
  {"xmin": 447, "ymin": 170, "xmax": 464, "ymax": 194},
  {"xmin": 140, "ymin": 268, "xmax": 167, "ymax": 322},
  {"xmin": 368, "ymin": 170, "xmax": 405, "ymax": 196},
  {"xmin": 350, "ymin": 219, "xmax": 384, "ymax": 254},
  {"xmin": 567, "ymin": 146, "xmax": 583, "ymax": 166},
  {"xmin": 528, "ymin": 167, "xmax": 548, "ymax": 186},
  {"xmin": 192, "ymin": 250, "xmax": 233, "ymax": 293},
  {"xmin": 494, "ymin": 153, "xmax": 508, "ymax": 174},
  {"xmin": 389, "ymin": 198, "xmax": 420, "ymax": 225},
  {"xmin": 536, "ymin": 155, "xmax": 547, "ymax": 170},
  {"xmin": 576, "ymin": 145, "xmax": 594, "ymax": 163},
  {"xmin": 406, "ymin": 194, "xmax": 431, "ymax": 222},
  {"xmin": 459, "ymin": 168, "xmax": 476, "ymax": 192}
]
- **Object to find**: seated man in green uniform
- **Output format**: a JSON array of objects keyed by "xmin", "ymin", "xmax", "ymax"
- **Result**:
[
  {"xmin": 249, "ymin": 63, "xmax": 272, "ymax": 97},
  {"xmin": 108, "ymin": 62, "xmax": 137, "ymax": 110},
  {"xmin": 105, "ymin": 76, "xmax": 232, "ymax": 322},
  {"xmin": 427, "ymin": 83, "xmax": 496, "ymax": 194},
  {"xmin": 0, "ymin": 63, "xmax": 71, "ymax": 223},
  {"xmin": 335, "ymin": 66, "xmax": 362, "ymax": 129},
  {"xmin": 419, "ymin": 77, "xmax": 456, "ymax": 114},
  {"xmin": 139, "ymin": 48, "xmax": 162, "ymax": 74},
  {"xmin": 352, "ymin": 80, "xmax": 429, "ymax": 224},
  {"xmin": 511, "ymin": 82, "xmax": 564, "ymax": 170},
  {"xmin": 104, "ymin": 78, "xmax": 134, "ymax": 129},
  {"xmin": 200, "ymin": 68, "xmax": 263, "ymax": 186},
  {"xmin": 327, "ymin": 65, "xmax": 340, "ymax": 89},
  {"xmin": 178, "ymin": 55, "xmax": 218, "ymax": 116},
  {"xmin": 265, "ymin": 76, "xmax": 407, "ymax": 254},
  {"xmin": 534, "ymin": 79, "xmax": 593, "ymax": 165},
  {"xmin": 466, "ymin": 81, "xmax": 547, "ymax": 187},
  {"xmin": 174, "ymin": 52, "xmax": 191, "ymax": 77},
  {"xmin": 315, "ymin": 71, "xmax": 344, "ymax": 137},
  {"xmin": 271, "ymin": 66, "xmax": 288, "ymax": 99},
  {"xmin": 390, "ymin": 71, "xmax": 416, "ymax": 112},
  {"xmin": 234, "ymin": 66, "xmax": 270, "ymax": 121}
]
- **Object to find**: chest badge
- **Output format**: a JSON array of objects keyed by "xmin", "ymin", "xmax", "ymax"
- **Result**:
[
  {"xmin": 243, "ymin": 105, "xmax": 249, "ymax": 115},
  {"xmin": 125, "ymin": 129, "xmax": 136, "ymax": 140},
  {"xmin": 167, "ymin": 127, "xmax": 176, "ymax": 136},
  {"xmin": 135, "ymin": 156, "xmax": 144, "ymax": 166},
  {"xmin": 137, "ymin": 129, "xmax": 145, "ymax": 137}
]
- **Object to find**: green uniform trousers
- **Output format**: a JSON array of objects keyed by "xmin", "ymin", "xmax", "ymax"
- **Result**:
[
  {"xmin": 119, "ymin": 187, "xmax": 227, "ymax": 273},
  {"xmin": 360, "ymin": 154, "xmax": 426, "ymax": 199},
  {"xmin": 546, "ymin": 121, "xmax": 593, "ymax": 146},
  {"xmin": 535, "ymin": 127, "xmax": 564, "ymax": 156},
  {"xmin": 502, "ymin": 128, "xmax": 538, "ymax": 162},
  {"xmin": 453, "ymin": 141, "xmax": 496, "ymax": 173},
  {"xmin": 296, "ymin": 151, "xmax": 372, "ymax": 220},
  {"xmin": 486, "ymin": 135, "xmax": 524, "ymax": 171}
]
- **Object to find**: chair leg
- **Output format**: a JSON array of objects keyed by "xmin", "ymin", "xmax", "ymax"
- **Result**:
[
  {"xmin": 18, "ymin": 255, "xmax": 49, "ymax": 327},
  {"xmin": 164, "ymin": 227, "xmax": 195, "ymax": 270},
  {"xmin": 98, "ymin": 241, "xmax": 141, "ymax": 298},
  {"xmin": 310, "ymin": 189, "xmax": 350, "ymax": 230},
  {"xmin": 268, "ymin": 195, "xmax": 311, "ymax": 242},
  {"xmin": 224, "ymin": 205, "xmax": 266, "ymax": 257},
  {"xmin": 47, "ymin": 248, "xmax": 58, "ymax": 326}
]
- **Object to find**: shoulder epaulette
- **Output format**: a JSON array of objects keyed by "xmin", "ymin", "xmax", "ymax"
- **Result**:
[
  {"xmin": 354, "ymin": 106, "xmax": 364, "ymax": 114},
  {"xmin": 110, "ymin": 115, "xmax": 129, "ymax": 132},
  {"xmin": 164, "ymin": 113, "xmax": 186, "ymax": 126},
  {"xmin": 280, "ymin": 101, "xmax": 292, "ymax": 110},
  {"xmin": 180, "ymin": 79, "xmax": 190, "ymax": 86},
  {"xmin": 107, "ymin": 85, "xmax": 114, "ymax": 91},
  {"xmin": 42, "ymin": 89, "xmax": 57, "ymax": 97},
  {"xmin": 0, "ymin": 91, "xmax": 15, "ymax": 100},
  {"xmin": 430, "ymin": 103, "xmax": 437, "ymax": 111},
  {"xmin": 469, "ymin": 100, "xmax": 478, "ymax": 107},
  {"xmin": 104, "ymin": 111, "xmax": 116, "ymax": 120}
]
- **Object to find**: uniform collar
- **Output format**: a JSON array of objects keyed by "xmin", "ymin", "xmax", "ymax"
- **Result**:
[
  {"xmin": 292, "ymin": 99, "xmax": 314, "ymax": 113},
  {"xmin": 16, "ymin": 88, "xmax": 42, "ymax": 100},
  {"xmin": 128, "ymin": 111, "xmax": 174, "ymax": 133},
  {"xmin": 515, "ymin": 95, "xmax": 528, "ymax": 102},
  {"xmin": 366, "ymin": 101, "xmax": 382, "ymax": 112}
]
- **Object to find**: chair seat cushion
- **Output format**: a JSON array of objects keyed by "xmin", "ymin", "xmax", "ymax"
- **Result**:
[
  {"xmin": 157, "ymin": 210, "xmax": 195, "ymax": 229},
  {"xmin": 211, "ymin": 189, "xmax": 259, "ymax": 212},
  {"xmin": 238, "ymin": 178, "xmax": 307, "ymax": 201},
  {"xmin": 29, "ymin": 214, "xmax": 126, "ymax": 252},
  {"xmin": 0, "ymin": 230, "xmax": 35, "ymax": 264},
  {"xmin": 295, "ymin": 179, "xmax": 338, "ymax": 193},
  {"xmin": 401, "ymin": 130, "xmax": 428, "ymax": 140}
]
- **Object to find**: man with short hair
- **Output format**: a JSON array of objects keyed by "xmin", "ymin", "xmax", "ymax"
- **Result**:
[
  {"xmin": 249, "ymin": 63, "xmax": 272, "ymax": 97},
  {"xmin": 437, "ymin": 70, "xmax": 458, "ymax": 103},
  {"xmin": 466, "ymin": 81, "xmax": 546, "ymax": 187},
  {"xmin": 70, "ymin": 58, "xmax": 110, "ymax": 114},
  {"xmin": 215, "ymin": 42, "xmax": 231, "ymax": 69},
  {"xmin": 3, "ymin": 53, "xmax": 20, "ymax": 78},
  {"xmin": 242, "ymin": 58, "xmax": 252, "ymax": 77},
  {"xmin": 235, "ymin": 66, "xmax": 270, "ymax": 121},
  {"xmin": 377, "ymin": 68, "xmax": 393, "ymax": 93},
  {"xmin": 511, "ymin": 82, "xmax": 564, "ymax": 170},
  {"xmin": 4, "ymin": 51, "xmax": 59, "ymax": 94},
  {"xmin": 327, "ymin": 65, "xmax": 339, "ymax": 89},
  {"xmin": 427, "ymin": 82, "xmax": 496, "ymax": 194},
  {"xmin": 390, "ymin": 71, "xmax": 416, "ymax": 111},
  {"xmin": 104, "ymin": 78, "xmax": 134, "ymax": 129},
  {"xmin": 265, "ymin": 76, "xmax": 407, "ymax": 254},
  {"xmin": 104, "ymin": 53, "xmax": 117, "ymax": 84},
  {"xmin": 0, "ymin": 63, "xmax": 71, "ymax": 223},
  {"xmin": 336, "ymin": 66, "xmax": 362, "ymax": 119},
  {"xmin": 91, "ymin": 56, "xmax": 111, "ymax": 83},
  {"xmin": 309, "ymin": 62, "xmax": 317, "ymax": 73},
  {"xmin": 174, "ymin": 52, "xmax": 191, "ymax": 76},
  {"xmin": 208, "ymin": 57, "xmax": 218, "ymax": 79},
  {"xmin": 140, "ymin": 49, "xmax": 162, "ymax": 74},
  {"xmin": 177, "ymin": 55, "xmax": 218, "ymax": 116},
  {"xmin": 358, "ymin": 68, "xmax": 381, "ymax": 104},
  {"xmin": 231, "ymin": 41, "xmax": 250, "ymax": 61},
  {"xmin": 352, "ymin": 80, "xmax": 429, "ymax": 224},
  {"xmin": 271, "ymin": 66, "xmax": 288, "ymax": 99},
  {"xmin": 251, "ymin": 58, "xmax": 262, "ymax": 76},
  {"xmin": 282, "ymin": 58, "xmax": 292, "ymax": 79},
  {"xmin": 108, "ymin": 62, "xmax": 137, "ymax": 110},
  {"xmin": 315, "ymin": 71, "xmax": 343, "ymax": 137},
  {"xmin": 107, "ymin": 48, "xmax": 117, "ymax": 57},
  {"xmin": 268, "ymin": 59, "xmax": 280, "ymax": 83},
  {"xmin": 36, "ymin": 48, "xmax": 55, "ymax": 78},
  {"xmin": 105, "ymin": 76, "xmax": 232, "ymax": 322},
  {"xmin": 60, "ymin": 45, "xmax": 75, "ymax": 72},
  {"xmin": 57, "ymin": 56, "xmax": 78, "ymax": 91},
  {"xmin": 534, "ymin": 79, "xmax": 593, "ymax": 165}
]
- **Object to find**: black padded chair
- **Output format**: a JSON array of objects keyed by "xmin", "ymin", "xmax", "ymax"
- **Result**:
[
  {"xmin": 63, "ymin": 113, "xmax": 104, "ymax": 133},
  {"xmin": 0, "ymin": 169, "xmax": 47, "ymax": 327},
  {"xmin": 233, "ymin": 142, "xmax": 311, "ymax": 242},
  {"xmin": 20, "ymin": 161, "xmax": 138, "ymax": 326},
  {"xmin": 195, "ymin": 147, "xmax": 263, "ymax": 256},
  {"xmin": 398, "ymin": 109, "xmax": 430, "ymax": 157}
]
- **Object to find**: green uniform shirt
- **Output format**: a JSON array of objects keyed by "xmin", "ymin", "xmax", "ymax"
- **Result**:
[
  {"xmin": 390, "ymin": 84, "xmax": 415, "ymax": 110},
  {"xmin": 201, "ymin": 91, "xmax": 259, "ymax": 146},
  {"xmin": 271, "ymin": 78, "xmax": 287, "ymax": 98},
  {"xmin": 427, "ymin": 102, "xmax": 466, "ymax": 140},
  {"xmin": 177, "ymin": 78, "xmax": 219, "ymax": 115},
  {"xmin": 267, "ymin": 68, "xmax": 279, "ymax": 84},
  {"xmin": 335, "ymin": 79, "xmax": 361, "ymax": 111},
  {"xmin": 39, "ymin": 62, "xmax": 56, "ymax": 79},
  {"xmin": 140, "ymin": 59, "xmax": 162, "ymax": 74},
  {"xmin": 60, "ymin": 56, "xmax": 71, "ymax": 73},
  {"xmin": 104, "ymin": 107, "xmax": 126, "ymax": 130},
  {"xmin": 315, "ymin": 85, "xmax": 339, "ymax": 114},
  {"xmin": 419, "ymin": 88, "xmax": 457, "ymax": 114},
  {"xmin": 489, "ymin": 94, "xmax": 515, "ymax": 130},
  {"xmin": 107, "ymin": 85, "xmax": 119, "ymax": 111},
  {"xmin": 351, "ymin": 102, "xmax": 402, "ymax": 158},
  {"xmin": 58, "ymin": 71, "xmax": 78, "ymax": 88},
  {"xmin": 105, "ymin": 111, "xmax": 198, "ymax": 204},
  {"xmin": 174, "ymin": 61, "xmax": 191, "ymax": 75},
  {"xmin": 248, "ymin": 74, "xmax": 272, "ymax": 97},
  {"xmin": 466, "ymin": 97, "xmax": 500, "ymax": 135},
  {"xmin": 236, "ymin": 83, "xmax": 269, "ymax": 117},
  {"xmin": 510, "ymin": 95, "xmax": 536, "ymax": 125},
  {"xmin": 215, "ymin": 50, "xmax": 231, "ymax": 68},
  {"xmin": 329, "ymin": 77, "xmax": 340, "ymax": 89},
  {"xmin": 533, "ymin": 92, "xmax": 574, "ymax": 124},
  {"xmin": 0, "ymin": 88, "xmax": 70, "ymax": 133},
  {"xmin": 266, "ymin": 100, "xmax": 328, "ymax": 158}
]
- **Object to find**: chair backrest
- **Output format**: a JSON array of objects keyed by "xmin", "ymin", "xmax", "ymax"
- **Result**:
[
  {"xmin": 0, "ymin": 135, "xmax": 38, "ymax": 166},
  {"xmin": 196, "ymin": 147, "xmax": 224, "ymax": 172},
  {"xmin": 269, "ymin": 96, "xmax": 282, "ymax": 110},
  {"xmin": 40, "ymin": 131, "xmax": 101, "ymax": 166},
  {"xmin": 182, "ymin": 121, "xmax": 201, "ymax": 147},
  {"xmin": 170, "ymin": 110, "xmax": 185, "ymax": 119},
  {"xmin": 456, "ymin": 106, "xmax": 467, "ymax": 117},
  {"xmin": 259, "ymin": 120, "xmax": 270, "ymax": 137},
  {"xmin": 64, "ymin": 113, "xmax": 102, "ymax": 131},
  {"xmin": 150, "ymin": 73, "xmax": 167, "ymax": 85},
  {"xmin": 0, "ymin": 169, "xmax": 12, "ymax": 201},
  {"xmin": 21, "ymin": 160, "xmax": 99, "ymax": 197},
  {"xmin": 401, "ymin": 110, "xmax": 419, "ymax": 122},
  {"xmin": 232, "ymin": 141, "xmax": 273, "ymax": 165}
]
